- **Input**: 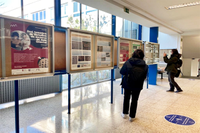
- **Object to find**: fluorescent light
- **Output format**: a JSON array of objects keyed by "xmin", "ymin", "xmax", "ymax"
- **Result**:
[{"xmin": 165, "ymin": 1, "xmax": 200, "ymax": 10}]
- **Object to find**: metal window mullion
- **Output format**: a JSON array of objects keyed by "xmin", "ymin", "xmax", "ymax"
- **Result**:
[
  {"xmin": 122, "ymin": 18, "xmax": 124, "ymax": 37},
  {"xmin": 1, "ymin": 18, "xmax": 6, "ymax": 78},
  {"xmin": 97, "ymin": 10, "xmax": 99, "ymax": 33},
  {"xmin": 21, "ymin": 0, "xmax": 24, "ymax": 18},
  {"xmin": 80, "ymin": 3, "xmax": 82, "ymax": 30}
]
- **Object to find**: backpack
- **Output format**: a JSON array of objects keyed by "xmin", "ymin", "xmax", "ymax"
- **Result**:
[
  {"xmin": 177, "ymin": 59, "xmax": 183, "ymax": 68},
  {"xmin": 126, "ymin": 62, "xmax": 147, "ymax": 88}
]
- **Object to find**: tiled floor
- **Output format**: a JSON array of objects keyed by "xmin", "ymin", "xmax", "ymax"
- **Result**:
[{"xmin": 0, "ymin": 77, "xmax": 200, "ymax": 133}]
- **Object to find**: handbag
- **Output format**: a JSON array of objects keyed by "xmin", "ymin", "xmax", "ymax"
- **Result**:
[{"xmin": 175, "ymin": 69, "xmax": 181, "ymax": 77}]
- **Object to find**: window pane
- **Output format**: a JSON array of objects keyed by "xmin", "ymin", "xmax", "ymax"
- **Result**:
[
  {"xmin": 99, "ymin": 70, "xmax": 111, "ymax": 81},
  {"xmin": 61, "ymin": 0, "xmax": 80, "ymax": 29},
  {"xmin": 82, "ymin": 71, "xmax": 97, "ymax": 85},
  {"xmin": 131, "ymin": 22, "xmax": 138, "ymax": 39},
  {"xmin": 62, "ymin": 74, "xmax": 68, "ymax": 90},
  {"xmin": 32, "ymin": 14, "xmax": 35, "ymax": 21},
  {"xmin": 0, "ymin": 0, "xmax": 21, "ymax": 17},
  {"xmin": 116, "ymin": 16, "xmax": 123, "ymax": 37},
  {"xmin": 71, "ymin": 73, "xmax": 81, "ymax": 88},
  {"xmin": 124, "ymin": 19, "xmax": 131, "ymax": 38},
  {"xmin": 24, "ymin": 0, "xmax": 54, "ymax": 24},
  {"xmin": 82, "ymin": 4, "xmax": 97, "ymax": 32},
  {"xmin": 99, "ymin": 10, "xmax": 111, "ymax": 35}
]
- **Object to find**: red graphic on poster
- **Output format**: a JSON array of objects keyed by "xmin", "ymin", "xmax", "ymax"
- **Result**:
[
  {"xmin": 120, "ymin": 42, "xmax": 129, "ymax": 63},
  {"xmin": 10, "ymin": 22, "xmax": 49, "ymax": 75}
]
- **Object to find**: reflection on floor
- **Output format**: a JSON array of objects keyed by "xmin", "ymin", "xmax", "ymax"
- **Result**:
[{"xmin": 0, "ymin": 78, "xmax": 200, "ymax": 133}]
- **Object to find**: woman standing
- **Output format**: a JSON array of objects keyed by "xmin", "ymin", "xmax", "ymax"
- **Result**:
[
  {"xmin": 120, "ymin": 49, "xmax": 148, "ymax": 122},
  {"xmin": 164, "ymin": 49, "xmax": 183, "ymax": 93}
]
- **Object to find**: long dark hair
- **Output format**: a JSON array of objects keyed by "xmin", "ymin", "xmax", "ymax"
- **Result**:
[
  {"xmin": 132, "ymin": 49, "xmax": 144, "ymax": 59},
  {"xmin": 172, "ymin": 49, "xmax": 179, "ymax": 55}
]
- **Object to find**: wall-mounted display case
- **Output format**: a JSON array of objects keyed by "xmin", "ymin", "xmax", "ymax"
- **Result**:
[
  {"xmin": 66, "ymin": 28, "xmax": 114, "ymax": 73},
  {"xmin": 0, "ymin": 15, "xmax": 54, "ymax": 81},
  {"xmin": 117, "ymin": 37, "xmax": 143, "ymax": 67},
  {"xmin": 144, "ymin": 42, "xmax": 160, "ymax": 64}
]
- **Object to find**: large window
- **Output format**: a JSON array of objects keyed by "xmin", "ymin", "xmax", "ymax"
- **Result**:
[
  {"xmin": 116, "ymin": 16, "xmax": 123, "ymax": 37},
  {"xmin": 61, "ymin": 0, "xmax": 80, "ymax": 29},
  {"xmin": 82, "ymin": 71, "xmax": 97, "ymax": 85},
  {"xmin": 124, "ymin": 19, "xmax": 132, "ymax": 38},
  {"xmin": 24, "ymin": 0, "xmax": 54, "ymax": 24},
  {"xmin": 131, "ymin": 22, "xmax": 139, "ymax": 39},
  {"xmin": 0, "ymin": 0, "xmax": 21, "ymax": 17},
  {"xmin": 99, "ymin": 10, "xmax": 112, "ymax": 35},
  {"xmin": 82, "ymin": 4, "xmax": 97, "ymax": 32}
]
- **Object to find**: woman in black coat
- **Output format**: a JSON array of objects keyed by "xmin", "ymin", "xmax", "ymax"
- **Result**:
[
  {"xmin": 120, "ymin": 49, "xmax": 148, "ymax": 122},
  {"xmin": 164, "ymin": 49, "xmax": 183, "ymax": 93}
]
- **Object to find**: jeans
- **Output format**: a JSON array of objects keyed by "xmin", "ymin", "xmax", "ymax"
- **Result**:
[
  {"xmin": 123, "ymin": 89, "xmax": 141, "ymax": 118},
  {"xmin": 168, "ymin": 72, "xmax": 182, "ymax": 91}
]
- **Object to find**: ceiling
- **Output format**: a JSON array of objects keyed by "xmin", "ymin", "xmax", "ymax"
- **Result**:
[{"xmin": 107, "ymin": 0, "xmax": 200, "ymax": 35}]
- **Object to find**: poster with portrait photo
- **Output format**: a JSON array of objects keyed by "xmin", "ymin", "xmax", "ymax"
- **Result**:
[
  {"xmin": 10, "ymin": 21, "xmax": 49, "ymax": 75},
  {"xmin": 96, "ymin": 36, "xmax": 112, "ymax": 67},
  {"xmin": 71, "ymin": 32, "xmax": 92, "ymax": 70}
]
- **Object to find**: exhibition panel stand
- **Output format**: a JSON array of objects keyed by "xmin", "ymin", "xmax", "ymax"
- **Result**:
[
  {"xmin": 116, "ymin": 37, "xmax": 144, "ymax": 94},
  {"xmin": 0, "ymin": 15, "xmax": 54, "ymax": 133},
  {"xmin": 65, "ymin": 28, "xmax": 114, "ymax": 114},
  {"xmin": 144, "ymin": 41, "xmax": 160, "ymax": 85}
]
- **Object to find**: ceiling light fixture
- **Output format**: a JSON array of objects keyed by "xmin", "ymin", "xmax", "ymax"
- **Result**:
[{"xmin": 165, "ymin": 1, "xmax": 200, "ymax": 10}]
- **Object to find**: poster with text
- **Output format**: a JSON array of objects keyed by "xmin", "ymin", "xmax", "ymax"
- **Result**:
[
  {"xmin": 10, "ymin": 22, "xmax": 49, "ymax": 75},
  {"xmin": 71, "ymin": 32, "xmax": 92, "ymax": 70},
  {"xmin": 97, "ymin": 36, "xmax": 112, "ymax": 67},
  {"xmin": 120, "ymin": 40, "xmax": 129, "ymax": 64}
]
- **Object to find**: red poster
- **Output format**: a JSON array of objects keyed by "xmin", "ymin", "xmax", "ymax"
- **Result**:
[
  {"xmin": 120, "ymin": 42, "xmax": 129, "ymax": 63},
  {"xmin": 10, "ymin": 22, "xmax": 49, "ymax": 75}
]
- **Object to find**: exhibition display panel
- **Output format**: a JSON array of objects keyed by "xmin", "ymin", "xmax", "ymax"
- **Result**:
[
  {"xmin": 66, "ymin": 28, "xmax": 114, "ymax": 73},
  {"xmin": 117, "ymin": 37, "xmax": 143, "ymax": 67},
  {"xmin": 0, "ymin": 15, "xmax": 54, "ymax": 80},
  {"xmin": 144, "ymin": 42, "xmax": 160, "ymax": 64}
]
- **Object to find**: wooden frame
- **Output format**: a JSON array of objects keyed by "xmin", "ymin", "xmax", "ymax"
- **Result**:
[
  {"xmin": 0, "ymin": 15, "xmax": 54, "ymax": 81},
  {"xmin": 66, "ymin": 28, "xmax": 114, "ymax": 73},
  {"xmin": 117, "ymin": 37, "xmax": 143, "ymax": 68}
]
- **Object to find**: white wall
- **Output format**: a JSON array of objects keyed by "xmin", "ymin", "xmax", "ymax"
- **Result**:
[
  {"xmin": 191, "ymin": 59, "xmax": 199, "ymax": 77},
  {"xmin": 142, "ymin": 26, "xmax": 149, "ymax": 42},
  {"xmin": 158, "ymin": 32, "xmax": 181, "ymax": 50},
  {"xmin": 182, "ymin": 35, "xmax": 200, "ymax": 58},
  {"xmin": 182, "ymin": 58, "xmax": 192, "ymax": 76}
]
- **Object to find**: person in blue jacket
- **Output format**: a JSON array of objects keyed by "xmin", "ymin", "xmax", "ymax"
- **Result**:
[{"xmin": 120, "ymin": 49, "xmax": 148, "ymax": 122}]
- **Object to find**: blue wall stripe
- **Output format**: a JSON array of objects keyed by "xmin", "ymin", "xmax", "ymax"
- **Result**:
[
  {"xmin": 138, "ymin": 25, "xmax": 142, "ymax": 40},
  {"xmin": 112, "ymin": 15, "xmax": 116, "ymax": 36},
  {"xmin": 150, "ymin": 27, "xmax": 158, "ymax": 43}
]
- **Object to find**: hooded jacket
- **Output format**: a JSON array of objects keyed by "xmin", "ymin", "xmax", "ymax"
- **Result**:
[
  {"xmin": 164, "ymin": 54, "xmax": 181, "ymax": 74},
  {"xmin": 120, "ymin": 57, "xmax": 148, "ymax": 90}
]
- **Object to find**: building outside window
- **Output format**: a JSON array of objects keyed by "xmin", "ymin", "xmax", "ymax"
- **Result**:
[
  {"xmin": 0, "ymin": 0, "xmax": 21, "ymax": 18},
  {"xmin": 124, "ymin": 19, "xmax": 132, "ymax": 38},
  {"xmin": 61, "ymin": 0, "xmax": 80, "ymax": 29},
  {"xmin": 24, "ymin": 0, "xmax": 54, "ymax": 24}
]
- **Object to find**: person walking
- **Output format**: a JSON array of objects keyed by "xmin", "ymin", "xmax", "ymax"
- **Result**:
[
  {"xmin": 163, "ymin": 49, "xmax": 183, "ymax": 93},
  {"xmin": 120, "ymin": 49, "xmax": 148, "ymax": 122}
]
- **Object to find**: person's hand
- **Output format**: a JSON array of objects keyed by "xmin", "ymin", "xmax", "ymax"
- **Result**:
[{"xmin": 163, "ymin": 53, "xmax": 167, "ymax": 57}]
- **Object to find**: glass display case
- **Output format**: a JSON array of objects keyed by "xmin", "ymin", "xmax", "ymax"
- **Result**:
[
  {"xmin": 117, "ymin": 37, "xmax": 143, "ymax": 67},
  {"xmin": 144, "ymin": 42, "xmax": 160, "ymax": 64},
  {"xmin": 0, "ymin": 15, "xmax": 54, "ymax": 80}
]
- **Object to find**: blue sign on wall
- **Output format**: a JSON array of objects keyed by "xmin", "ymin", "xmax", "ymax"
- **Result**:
[{"xmin": 165, "ymin": 114, "xmax": 195, "ymax": 126}]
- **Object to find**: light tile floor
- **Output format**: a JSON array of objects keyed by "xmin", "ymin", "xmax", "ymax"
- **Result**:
[{"xmin": 0, "ymin": 77, "xmax": 200, "ymax": 133}]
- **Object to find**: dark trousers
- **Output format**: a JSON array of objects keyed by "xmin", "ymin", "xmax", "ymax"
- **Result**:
[
  {"xmin": 168, "ymin": 72, "xmax": 182, "ymax": 91},
  {"xmin": 123, "ymin": 89, "xmax": 141, "ymax": 118}
]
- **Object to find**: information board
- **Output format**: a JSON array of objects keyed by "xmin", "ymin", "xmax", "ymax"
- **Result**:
[
  {"xmin": 0, "ymin": 15, "xmax": 54, "ymax": 80},
  {"xmin": 95, "ymin": 35, "xmax": 113, "ymax": 69},
  {"xmin": 118, "ymin": 38, "xmax": 143, "ymax": 67}
]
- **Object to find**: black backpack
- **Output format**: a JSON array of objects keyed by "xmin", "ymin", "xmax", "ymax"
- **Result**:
[
  {"xmin": 126, "ymin": 62, "xmax": 147, "ymax": 88},
  {"xmin": 177, "ymin": 59, "xmax": 183, "ymax": 68}
]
